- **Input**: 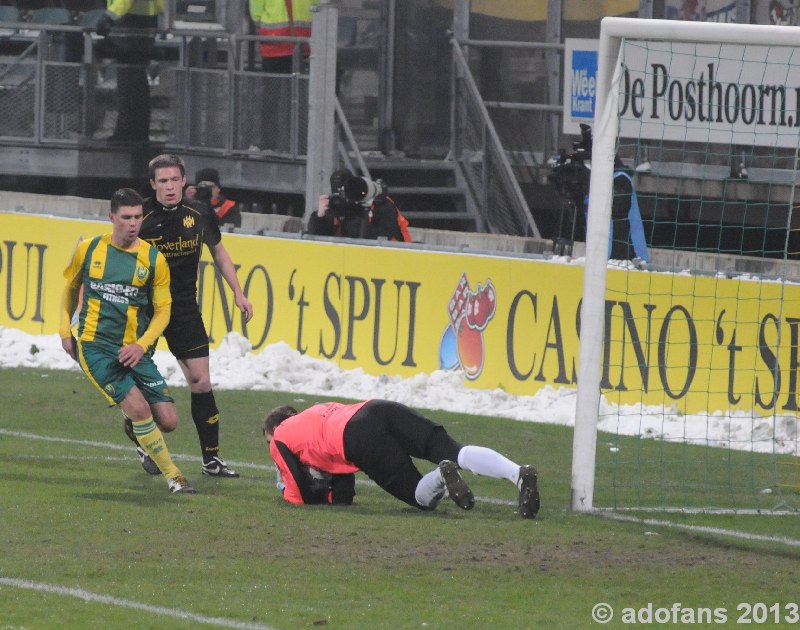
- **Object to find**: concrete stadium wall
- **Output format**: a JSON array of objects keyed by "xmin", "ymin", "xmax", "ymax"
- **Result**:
[{"xmin": 4, "ymin": 190, "xmax": 799, "ymax": 278}]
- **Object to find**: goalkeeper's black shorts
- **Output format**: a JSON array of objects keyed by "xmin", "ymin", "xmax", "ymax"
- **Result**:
[{"xmin": 343, "ymin": 400, "xmax": 463, "ymax": 508}]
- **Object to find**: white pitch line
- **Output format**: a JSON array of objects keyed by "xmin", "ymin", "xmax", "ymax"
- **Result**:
[
  {"xmin": 595, "ymin": 511, "xmax": 800, "ymax": 548},
  {"xmin": 1, "ymin": 431, "xmax": 282, "ymax": 628},
  {"xmin": 11, "ymin": 454, "xmax": 142, "ymax": 464},
  {"xmin": 0, "ymin": 428, "xmax": 273, "ymax": 471},
  {"xmin": 0, "ymin": 577, "xmax": 278, "ymax": 630},
  {"xmin": 0, "ymin": 428, "xmax": 132, "ymax": 451}
]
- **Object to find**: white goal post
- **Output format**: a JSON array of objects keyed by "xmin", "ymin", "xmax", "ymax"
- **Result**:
[{"xmin": 571, "ymin": 17, "xmax": 800, "ymax": 512}]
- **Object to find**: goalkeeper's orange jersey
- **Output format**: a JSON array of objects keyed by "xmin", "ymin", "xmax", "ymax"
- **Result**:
[{"xmin": 269, "ymin": 401, "xmax": 367, "ymax": 504}]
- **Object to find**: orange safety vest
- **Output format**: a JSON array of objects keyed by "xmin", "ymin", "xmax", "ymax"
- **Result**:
[
  {"xmin": 214, "ymin": 198, "xmax": 236, "ymax": 220},
  {"xmin": 368, "ymin": 195, "xmax": 412, "ymax": 242},
  {"xmin": 250, "ymin": 0, "xmax": 317, "ymax": 58},
  {"xmin": 396, "ymin": 209, "xmax": 411, "ymax": 243}
]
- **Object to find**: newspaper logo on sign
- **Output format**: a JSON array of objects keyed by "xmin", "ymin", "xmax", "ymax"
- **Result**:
[{"xmin": 571, "ymin": 50, "xmax": 597, "ymax": 120}]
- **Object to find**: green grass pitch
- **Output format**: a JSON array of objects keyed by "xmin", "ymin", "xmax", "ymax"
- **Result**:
[{"xmin": 0, "ymin": 367, "xmax": 798, "ymax": 629}]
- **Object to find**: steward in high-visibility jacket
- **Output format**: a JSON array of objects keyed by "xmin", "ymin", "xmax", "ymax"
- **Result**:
[
  {"xmin": 248, "ymin": 0, "xmax": 320, "ymax": 72},
  {"xmin": 105, "ymin": 0, "xmax": 163, "ymax": 24},
  {"xmin": 96, "ymin": 0, "xmax": 164, "ymax": 141}
]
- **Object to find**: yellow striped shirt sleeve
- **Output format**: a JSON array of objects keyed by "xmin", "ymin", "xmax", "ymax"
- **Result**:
[{"xmin": 59, "ymin": 241, "xmax": 89, "ymax": 339}]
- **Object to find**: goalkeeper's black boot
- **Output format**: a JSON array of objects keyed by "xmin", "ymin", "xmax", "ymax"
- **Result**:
[
  {"xmin": 439, "ymin": 460, "xmax": 474, "ymax": 510},
  {"xmin": 517, "ymin": 465, "xmax": 540, "ymax": 519},
  {"xmin": 201, "ymin": 455, "xmax": 240, "ymax": 478},
  {"xmin": 123, "ymin": 416, "xmax": 161, "ymax": 476}
]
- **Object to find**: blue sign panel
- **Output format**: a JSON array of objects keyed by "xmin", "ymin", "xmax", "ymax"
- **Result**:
[{"xmin": 570, "ymin": 49, "xmax": 597, "ymax": 120}]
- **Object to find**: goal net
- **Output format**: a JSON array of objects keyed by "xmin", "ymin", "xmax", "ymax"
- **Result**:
[{"xmin": 571, "ymin": 17, "xmax": 800, "ymax": 514}]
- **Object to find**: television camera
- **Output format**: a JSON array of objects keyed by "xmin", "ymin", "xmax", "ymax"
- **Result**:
[
  {"xmin": 547, "ymin": 123, "xmax": 594, "ymax": 255},
  {"xmin": 547, "ymin": 122, "xmax": 592, "ymax": 205}
]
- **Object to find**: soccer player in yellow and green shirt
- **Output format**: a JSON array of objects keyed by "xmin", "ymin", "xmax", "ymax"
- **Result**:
[{"xmin": 59, "ymin": 187, "xmax": 195, "ymax": 494}]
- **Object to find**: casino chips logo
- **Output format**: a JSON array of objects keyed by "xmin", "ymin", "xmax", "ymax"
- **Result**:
[{"xmin": 439, "ymin": 272, "xmax": 497, "ymax": 380}]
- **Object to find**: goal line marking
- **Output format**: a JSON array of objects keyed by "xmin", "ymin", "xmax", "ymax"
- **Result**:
[{"xmin": 594, "ymin": 511, "xmax": 800, "ymax": 548}]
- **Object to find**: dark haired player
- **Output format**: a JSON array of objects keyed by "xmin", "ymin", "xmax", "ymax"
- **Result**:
[
  {"xmin": 262, "ymin": 399, "xmax": 540, "ymax": 518},
  {"xmin": 125, "ymin": 154, "xmax": 253, "ymax": 478},
  {"xmin": 60, "ymin": 188, "xmax": 194, "ymax": 493}
]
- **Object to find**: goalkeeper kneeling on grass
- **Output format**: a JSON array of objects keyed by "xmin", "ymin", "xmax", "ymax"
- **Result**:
[{"xmin": 262, "ymin": 399, "xmax": 540, "ymax": 519}]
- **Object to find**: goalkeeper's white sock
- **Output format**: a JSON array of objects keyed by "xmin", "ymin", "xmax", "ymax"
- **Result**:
[
  {"xmin": 457, "ymin": 445, "xmax": 520, "ymax": 484},
  {"xmin": 414, "ymin": 468, "xmax": 446, "ymax": 508}
]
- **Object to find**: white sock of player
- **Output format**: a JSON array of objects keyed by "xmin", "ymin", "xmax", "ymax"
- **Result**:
[
  {"xmin": 457, "ymin": 445, "xmax": 520, "ymax": 484},
  {"xmin": 414, "ymin": 468, "xmax": 446, "ymax": 508}
]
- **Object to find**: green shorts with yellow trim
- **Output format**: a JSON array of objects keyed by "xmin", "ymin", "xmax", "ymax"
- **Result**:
[{"xmin": 77, "ymin": 341, "xmax": 173, "ymax": 406}]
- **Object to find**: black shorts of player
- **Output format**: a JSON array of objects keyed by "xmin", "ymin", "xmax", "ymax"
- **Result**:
[
  {"xmin": 342, "ymin": 400, "xmax": 463, "ymax": 508},
  {"xmin": 163, "ymin": 302, "xmax": 209, "ymax": 360}
]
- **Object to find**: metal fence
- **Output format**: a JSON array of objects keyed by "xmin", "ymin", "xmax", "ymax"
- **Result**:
[
  {"xmin": 451, "ymin": 40, "xmax": 540, "ymax": 237},
  {"xmin": 0, "ymin": 26, "xmax": 87, "ymax": 142},
  {"xmin": 0, "ymin": 12, "xmax": 549, "ymax": 238},
  {"xmin": 0, "ymin": 23, "xmax": 313, "ymax": 159}
]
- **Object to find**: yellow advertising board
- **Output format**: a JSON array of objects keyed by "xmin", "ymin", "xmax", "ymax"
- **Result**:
[{"xmin": 2, "ymin": 212, "xmax": 799, "ymax": 416}]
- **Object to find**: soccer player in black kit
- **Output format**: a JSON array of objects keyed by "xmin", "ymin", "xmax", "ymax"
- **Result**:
[{"xmin": 123, "ymin": 154, "xmax": 254, "ymax": 478}]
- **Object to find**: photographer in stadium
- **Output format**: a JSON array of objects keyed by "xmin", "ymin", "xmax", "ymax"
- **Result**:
[
  {"xmin": 548, "ymin": 124, "xmax": 649, "ymax": 262},
  {"xmin": 307, "ymin": 168, "xmax": 411, "ymax": 242},
  {"xmin": 185, "ymin": 167, "xmax": 242, "ymax": 229}
]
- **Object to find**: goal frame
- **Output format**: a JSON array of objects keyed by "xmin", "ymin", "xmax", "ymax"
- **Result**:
[{"xmin": 570, "ymin": 17, "xmax": 800, "ymax": 512}]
